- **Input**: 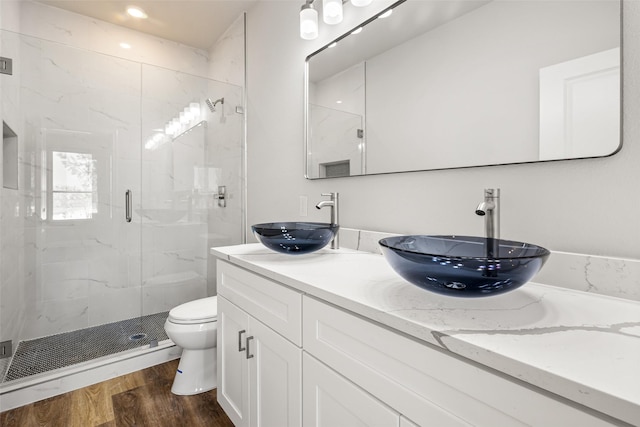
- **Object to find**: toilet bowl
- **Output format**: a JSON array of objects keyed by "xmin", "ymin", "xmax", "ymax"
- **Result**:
[{"xmin": 164, "ymin": 296, "xmax": 218, "ymax": 395}]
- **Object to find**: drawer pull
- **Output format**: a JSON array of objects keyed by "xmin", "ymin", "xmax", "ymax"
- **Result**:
[
  {"xmin": 238, "ymin": 330, "xmax": 246, "ymax": 352},
  {"xmin": 246, "ymin": 336, "xmax": 254, "ymax": 359}
]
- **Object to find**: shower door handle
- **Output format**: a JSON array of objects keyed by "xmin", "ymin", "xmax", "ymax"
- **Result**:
[{"xmin": 125, "ymin": 190, "xmax": 132, "ymax": 223}]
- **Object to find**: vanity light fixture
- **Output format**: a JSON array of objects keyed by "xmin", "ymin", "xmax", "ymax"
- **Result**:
[
  {"xmin": 299, "ymin": 0, "xmax": 377, "ymax": 40},
  {"xmin": 126, "ymin": 6, "xmax": 147, "ymax": 19},
  {"xmin": 350, "ymin": 0, "xmax": 372, "ymax": 6},
  {"xmin": 300, "ymin": 0, "xmax": 319, "ymax": 40},
  {"xmin": 323, "ymin": 0, "xmax": 343, "ymax": 25}
]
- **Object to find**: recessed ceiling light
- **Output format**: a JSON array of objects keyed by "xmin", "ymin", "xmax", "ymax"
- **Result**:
[
  {"xmin": 119, "ymin": 42, "xmax": 132, "ymax": 49},
  {"xmin": 126, "ymin": 6, "xmax": 148, "ymax": 19}
]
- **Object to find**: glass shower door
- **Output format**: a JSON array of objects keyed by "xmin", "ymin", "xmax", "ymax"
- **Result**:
[
  {"xmin": 139, "ymin": 65, "xmax": 243, "ymax": 319},
  {"xmin": 20, "ymin": 34, "xmax": 144, "ymax": 338},
  {"xmin": 1, "ymin": 31, "xmax": 150, "ymax": 384}
]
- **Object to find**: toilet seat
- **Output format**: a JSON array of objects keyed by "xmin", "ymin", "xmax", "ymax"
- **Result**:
[{"xmin": 168, "ymin": 296, "xmax": 218, "ymax": 325}]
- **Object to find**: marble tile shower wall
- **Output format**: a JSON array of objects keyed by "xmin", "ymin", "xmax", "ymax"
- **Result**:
[
  {"xmin": 0, "ymin": 0, "xmax": 244, "ymax": 342},
  {"xmin": 208, "ymin": 14, "xmax": 246, "ymax": 87},
  {"xmin": 205, "ymin": 14, "xmax": 246, "ymax": 295},
  {"xmin": 140, "ymin": 64, "xmax": 243, "ymax": 309},
  {"xmin": 0, "ymin": 30, "xmax": 28, "ymax": 362},
  {"xmin": 11, "ymin": 31, "xmax": 146, "ymax": 339},
  {"xmin": 204, "ymin": 97, "xmax": 245, "ymax": 295},
  {"xmin": 1, "ymin": 0, "xmax": 209, "ymax": 76}
]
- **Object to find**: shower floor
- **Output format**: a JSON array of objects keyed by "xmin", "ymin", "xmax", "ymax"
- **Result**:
[{"xmin": 2, "ymin": 311, "xmax": 170, "ymax": 383}]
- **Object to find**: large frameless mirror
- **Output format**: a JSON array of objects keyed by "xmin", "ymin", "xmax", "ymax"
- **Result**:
[{"xmin": 305, "ymin": 0, "xmax": 621, "ymax": 179}]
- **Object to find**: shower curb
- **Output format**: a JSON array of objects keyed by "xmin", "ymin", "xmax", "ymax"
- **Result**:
[{"xmin": 0, "ymin": 341, "xmax": 181, "ymax": 412}]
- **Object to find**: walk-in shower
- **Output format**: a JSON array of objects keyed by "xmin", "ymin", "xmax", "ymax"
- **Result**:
[{"xmin": 0, "ymin": 24, "xmax": 244, "ymax": 407}]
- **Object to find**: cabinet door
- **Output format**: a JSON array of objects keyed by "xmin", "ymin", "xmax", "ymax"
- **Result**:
[
  {"xmin": 249, "ymin": 317, "xmax": 302, "ymax": 427},
  {"xmin": 218, "ymin": 296, "xmax": 250, "ymax": 427},
  {"xmin": 303, "ymin": 352, "xmax": 400, "ymax": 427}
]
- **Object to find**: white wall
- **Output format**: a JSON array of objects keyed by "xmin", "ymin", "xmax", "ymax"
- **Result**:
[
  {"xmin": 245, "ymin": 0, "xmax": 639, "ymax": 269},
  {"xmin": 365, "ymin": 0, "xmax": 619, "ymax": 172}
]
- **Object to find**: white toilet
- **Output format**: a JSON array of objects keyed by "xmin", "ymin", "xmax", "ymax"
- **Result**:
[{"xmin": 164, "ymin": 296, "xmax": 218, "ymax": 395}]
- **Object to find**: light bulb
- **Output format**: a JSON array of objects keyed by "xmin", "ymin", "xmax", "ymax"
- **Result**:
[
  {"xmin": 126, "ymin": 6, "xmax": 147, "ymax": 19},
  {"xmin": 378, "ymin": 9, "xmax": 393, "ymax": 19},
  {"xmin": 300, "ymin": 3, "xmax": 319, "ymax": 40},
  {"xmin": 323, "ymin": 0, "xmax": 343, "ymax": 25},
  {"xmin": 350, "ymin": 0, "xmax": 373, "ymax": 6}
]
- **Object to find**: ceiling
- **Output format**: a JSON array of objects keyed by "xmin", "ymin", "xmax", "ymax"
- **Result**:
[{"xmin": 37, "ymin": 0, "xmax": 258, "ymax": 50}]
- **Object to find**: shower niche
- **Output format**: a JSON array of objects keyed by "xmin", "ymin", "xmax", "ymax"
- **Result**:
[{"xmin": 3, "ymin": 121, "xmax": 18, "ymax": 190}]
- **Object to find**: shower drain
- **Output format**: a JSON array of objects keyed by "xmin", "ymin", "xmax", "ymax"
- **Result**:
[{"xmin": 129, "ymin": 333, "xmax": 148, "ymax": 341}]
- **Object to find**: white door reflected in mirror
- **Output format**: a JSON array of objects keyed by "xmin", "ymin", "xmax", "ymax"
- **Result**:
[{"xmin": 539, "ymin": 48, "xmax": 620, "ymax": 160}]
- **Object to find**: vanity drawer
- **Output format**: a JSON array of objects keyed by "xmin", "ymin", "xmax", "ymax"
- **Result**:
[
  {"xmin": 303, "ymin": 296, "xmax": 615, "ymax": 427},
  {"xmin": 218, "ymin": 261, "xmax": 302, "ymax": 346}
]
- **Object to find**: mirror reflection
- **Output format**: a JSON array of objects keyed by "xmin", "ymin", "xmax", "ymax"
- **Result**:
[{"xmin": 305, "ymin": 0, "xmax": 621, "ymax": 179}]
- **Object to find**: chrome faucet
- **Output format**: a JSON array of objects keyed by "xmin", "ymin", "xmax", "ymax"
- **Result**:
[
  {"xmin": 315, "ymin": 192, "xmax": 339, "ymax": 249},
  {"xmin": 475, "ymin": 188, "xmax": 500, "ymax": 257}
]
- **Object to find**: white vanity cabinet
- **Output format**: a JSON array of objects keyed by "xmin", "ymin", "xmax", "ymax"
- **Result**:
[
  {"xmin": 217, "ymin": 261, "xmax": 302, "ymax": 427},
  {"xmin": 302, "ymin": 296, "xmax": 617, "ymax": 427},
  {"xmin": 216, "ymin": 258, "xmax": 623, "ymax": 427}
]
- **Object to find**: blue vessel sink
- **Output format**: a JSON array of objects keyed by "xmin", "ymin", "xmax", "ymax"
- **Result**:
[
  {"xmin": 252, "ymin": 222, "xmax": 339, "ymax": 255},
  {"xmin": 379, "ymin": 235, "xmax": 550, "ymax": 297}
]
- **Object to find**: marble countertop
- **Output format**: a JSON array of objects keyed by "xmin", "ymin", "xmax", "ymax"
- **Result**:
[{"xmin": 211, "ymin": 244, "xmax": 640, "ymax": 426}]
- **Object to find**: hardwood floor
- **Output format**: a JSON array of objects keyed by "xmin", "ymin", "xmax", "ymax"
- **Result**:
[{"xmin": 0, "ymin": 360, "xmax": 234, "ymax": 427}]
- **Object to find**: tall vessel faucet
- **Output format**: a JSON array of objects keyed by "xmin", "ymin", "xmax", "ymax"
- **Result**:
[
  {"xmin": 315, "ymin": 192, "xmax": 339, "ymax": 249},
  {"xmin": 475, "ymin": 188, "xmax": 500, "ymax": 258}
]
